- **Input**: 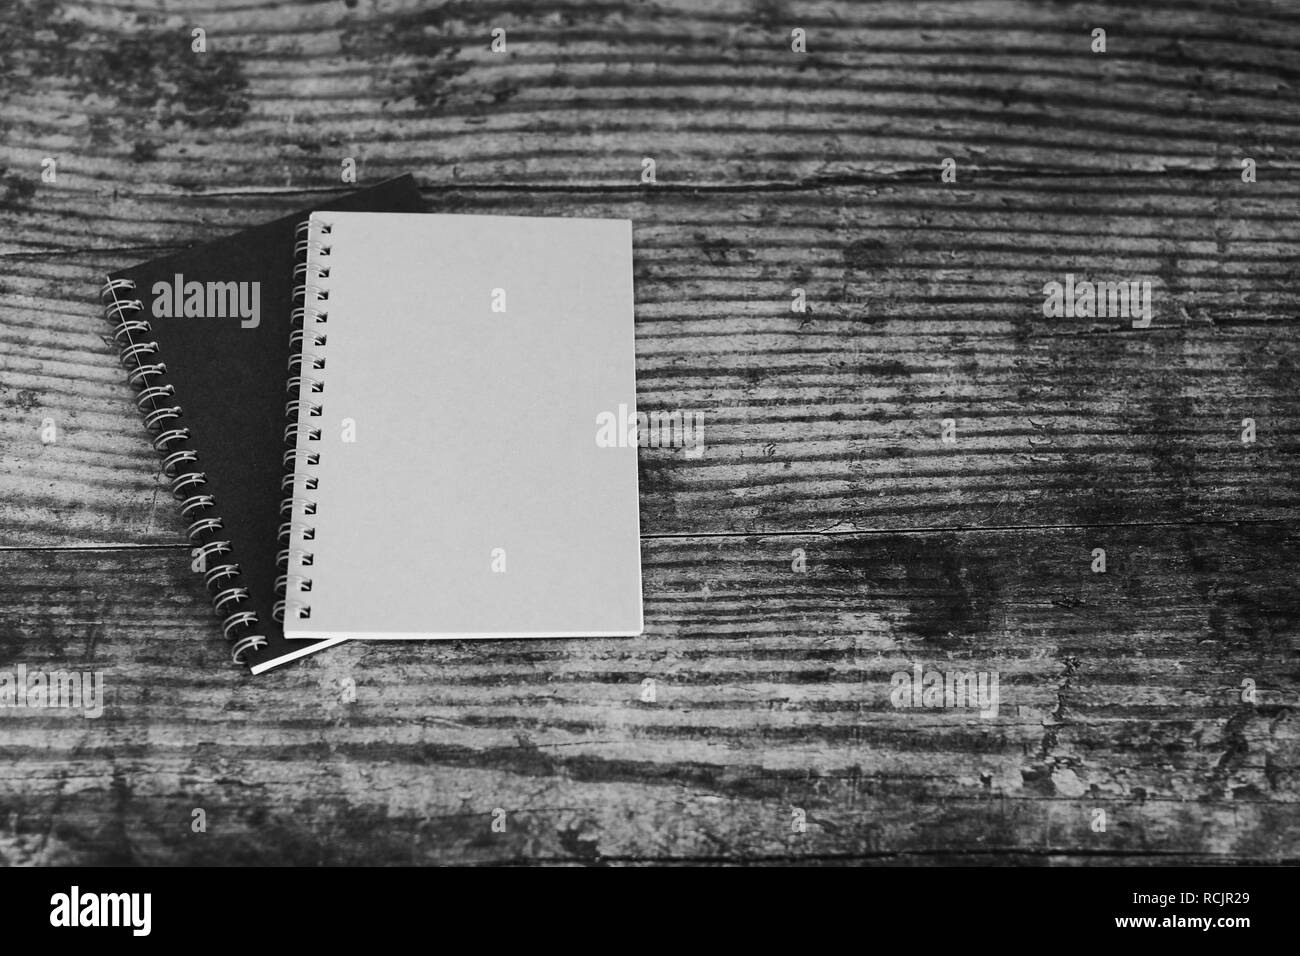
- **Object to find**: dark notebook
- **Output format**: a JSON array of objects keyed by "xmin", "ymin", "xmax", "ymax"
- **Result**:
[{"xmin": 99, "ymin": 176, "xmax": 424, "ymax": 673}]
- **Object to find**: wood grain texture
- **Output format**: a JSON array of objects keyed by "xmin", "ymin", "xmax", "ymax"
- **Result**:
[
  {"xmin": 0, "ymin": 0, "xmax": 1296, "ymax": 863},
  {"xmin": 2, "ymin": 0, "xmax": 1300, "ymax": 189},
  {"xmin": 0, "ymin": 531, "xmax": 1296, "ymax": 864},
  {"xmin": 4, "ymin": 185, "xmax": 1300, "ymax": 545}
]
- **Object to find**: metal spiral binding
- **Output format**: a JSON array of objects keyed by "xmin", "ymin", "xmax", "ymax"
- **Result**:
[
  {"xmin": 278, "ymin": 219, "xmax": 330, "ymax": 624},
  {"xmin": 98, "ymin": 277, "xmax": 268, "ymax": 665}
]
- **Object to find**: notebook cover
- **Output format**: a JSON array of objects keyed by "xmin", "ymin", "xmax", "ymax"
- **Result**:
[
  {"xmin": 284, "ymin": 212, "xmax": 643, "ymax": 640},
  {"xmin": 105, "ymin": 176, "xmax": 424, "ymax": 672}
]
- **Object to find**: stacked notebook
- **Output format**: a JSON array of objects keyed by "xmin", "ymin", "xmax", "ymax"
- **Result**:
[{"xmin": 101, "ymin": 177, "xmax": 643, "ymax": 673}]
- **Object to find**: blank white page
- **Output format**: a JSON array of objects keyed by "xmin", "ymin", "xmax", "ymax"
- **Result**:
[{"xmin": 284, "ymin": 212, "xmax": 642, "ymax": 640}]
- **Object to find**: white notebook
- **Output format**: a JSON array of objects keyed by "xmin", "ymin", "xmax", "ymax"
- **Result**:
[{"xmin": 279, "ymin": 212, "xmax": 643, "ymax": 640}]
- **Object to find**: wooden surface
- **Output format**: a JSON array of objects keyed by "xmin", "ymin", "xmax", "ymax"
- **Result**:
[{"xmin": 0, "ymin": 0, "xmax": 1297, "ymax": 864}]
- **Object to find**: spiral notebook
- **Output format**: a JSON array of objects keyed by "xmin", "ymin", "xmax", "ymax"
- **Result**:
[
  {"xmin": 281, "ymin": 212, "xmax": 643, "ymax": 640},
  {"xmin": 99, "ymin": 177, "xmax": 424, "ymax": 672}
]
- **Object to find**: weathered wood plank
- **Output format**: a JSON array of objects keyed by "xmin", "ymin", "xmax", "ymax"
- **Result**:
[
  {"xmin": 2, "ymin": 0, "xmax": 1300, "ymax": 195},
  {"xmin": 1, "ymin": 0, "xmax": 1297, "ymax": 867},
  {"xmin": 3, "ymin": 183, "xmax": 1298, "ymax": 545},
  {"xmin": 0, "ymin": 528, "xmax": 1294, "ymax": 863}
]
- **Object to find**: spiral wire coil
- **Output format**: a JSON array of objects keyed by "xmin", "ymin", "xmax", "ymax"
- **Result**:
[
  {"xmin": 98, "ymin": 277, "xmax": 267, "ymax": 663},
  {"xmin": 277, "ymin": 219, "xmax": 330, "ymax": 624}
]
